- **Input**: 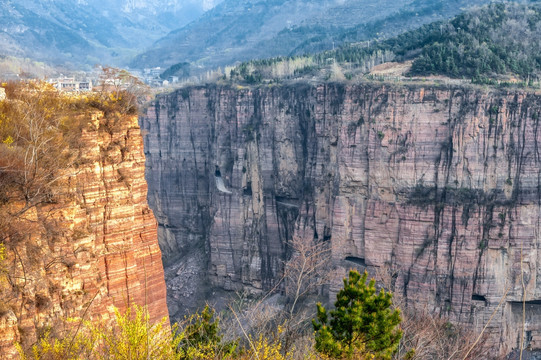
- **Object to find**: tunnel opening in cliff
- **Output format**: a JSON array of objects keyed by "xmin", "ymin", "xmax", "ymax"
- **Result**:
[
  {"xmin": 471, "ymin": 294, "xmax": 487, "ymax": 303},
  {"xmin": 345, "ymin": 256, "xmax": 367, "ymax": 267}
]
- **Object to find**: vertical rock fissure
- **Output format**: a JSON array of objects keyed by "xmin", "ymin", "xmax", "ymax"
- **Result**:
[{"xmin": 142, "ymin": 84, "xmax": 541, "ymax": 355}]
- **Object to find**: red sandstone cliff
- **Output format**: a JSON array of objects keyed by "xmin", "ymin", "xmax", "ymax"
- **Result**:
[
  {"xmin": 142, "ymin": 83, "xmax": 541, "ymax": 356},
  {"xmin": 0, "ymin": 108, "xmax": 168, "ymax": 358}
]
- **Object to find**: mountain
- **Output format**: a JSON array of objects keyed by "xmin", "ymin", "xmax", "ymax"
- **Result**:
[
  {"xmin": 225, "ymin": 2, "xmax": 541, "ymax": 85},
  {"xmin": 131, "ymin": 0, "xmax": 515, "ymax": 75},
  {"xmin": 0, "ymin": 0, "xmax": 223, "ymax": 68},
  {"xmin": 139, "ymin": 3, "xmax": 541, "ymax": 356}
]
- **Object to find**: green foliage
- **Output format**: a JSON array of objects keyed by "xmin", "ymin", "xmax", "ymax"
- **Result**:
[
  {"xmin": 407, "ymin": 3, "xmax": 541, "ymax": 80},
  {"xmin": 161, "ymin": 62, "xmax": 191, "ymax": 80},
  {"xmin": 313, "ymin": 270, "xmax": 402, "ymax": 360},
  {"xmin": 177, "ymin": 305, "xmax": 237, "ymax": 360},
  {"xmin": 223, "ymin": 3, "xmax": 541, "ymax": 85},
  {"xmin": 321, "ymin": 2, "xmax": 541, "ymax": 81}
]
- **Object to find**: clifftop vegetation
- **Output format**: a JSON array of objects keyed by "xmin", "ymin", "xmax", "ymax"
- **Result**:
[
  {"xmin": 0, "ymin": 80, "xmax": 141, "ymax": 330},
  {"xmin": 151, "ymin": 0, "xmax": 497, "ymax": 76},
  {"xmin": 211, "ymin": 3, "xmax": 541, "ymax": 87},
  {"xmin": 0, "ymin": 80, "xmax": 138, "ymax": 212}
]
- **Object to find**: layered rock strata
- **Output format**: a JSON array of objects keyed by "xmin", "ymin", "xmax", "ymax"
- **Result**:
[
  {"xmin": 0, "ymin": 111, "xmax": 168, "ymax": 357},
  {"xmin": 142, "ymin": 83, "xmax": 541, "ymax": 355}
]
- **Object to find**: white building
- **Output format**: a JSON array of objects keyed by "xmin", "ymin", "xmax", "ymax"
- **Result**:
[{"xmin": 51, "ymin": 78, "xmax": 93, "ymax": 92}]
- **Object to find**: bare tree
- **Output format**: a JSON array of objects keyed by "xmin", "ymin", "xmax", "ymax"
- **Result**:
[
  {"xmin": 96, "ymin": 66, "xmax": 150, "ymax": 114},
  {"xmin": 279, "ymin": 235, "xmax": 332, "ymax": 353},
  {"xmin": 283, "ymin": 235, "xmax": 331, "ymax": 316}
]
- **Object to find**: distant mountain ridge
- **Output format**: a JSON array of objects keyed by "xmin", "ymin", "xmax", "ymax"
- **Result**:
[
  {"xmin": 224, "ymin": 2, "xmax": 541, "ymax": 86},
  {"xmin": 131, "ymin": 0, "xmax": 516, "ymax": 75},
  {"xmin": 0, "ymin": 0, "xmax": 223, "ymax": 68}
]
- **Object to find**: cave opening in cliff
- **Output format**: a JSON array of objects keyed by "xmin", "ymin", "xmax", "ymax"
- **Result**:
[
  {"xmin": 244, "ymin": 182, "xmax": 252, "ymax": 196},
  {"xmin": 345, "ymin": 256, "xmax": 366, "ymax": 267},
  {"xmin": 472, "ymin": 294, "xmax": 487, "ymax": 303}
]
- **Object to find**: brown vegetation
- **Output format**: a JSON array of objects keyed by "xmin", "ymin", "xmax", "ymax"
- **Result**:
[
  {"xmin": 0, "ymin": 80, "xmax": 148, "ymax": 352},
  {"xmin": 0, "ymin": 80, "xmax": 137, "ymax": 248}
]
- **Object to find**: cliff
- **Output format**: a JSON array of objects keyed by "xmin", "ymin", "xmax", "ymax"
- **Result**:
[
  {"xmin": 142, "ymin": 82, "xmax": 541, "ymax": 355},
  {"xmin": 0, "ymin": 105, "xmax": 168, "ymax": 357}
]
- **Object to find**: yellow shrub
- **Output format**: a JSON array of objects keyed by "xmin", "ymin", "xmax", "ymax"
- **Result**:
[
  {"xmin": 19, "ymin": 305, "xmax": 180, "ymax": 360},
  {"xmin": 238, "ymin": 334, "xmax": 292, "ymax": 360}
]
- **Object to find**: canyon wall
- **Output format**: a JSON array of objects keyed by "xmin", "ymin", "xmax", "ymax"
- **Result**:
[
  {"xmin": 0, "ymin": 111, "xmax": 168, "ymax": 358},
  {"xmin": 142, "ymin": 82, "xmax": 541, "ymax": 355}
]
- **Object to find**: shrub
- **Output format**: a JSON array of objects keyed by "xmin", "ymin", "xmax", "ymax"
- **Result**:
[
  {"xmin": 177, "ymin": 305, "xmax": 237, "ymax": 360},
  {"xmin": 19, "ymin": 305, "xmax": 180, "ymax": 360},
  {"xmin": 236, "ymin": 334, "xmax": 292, "ymax": 360},
  {"xmin": 312, "ymin": 270, "xmax": 402, "ymax": 359}
]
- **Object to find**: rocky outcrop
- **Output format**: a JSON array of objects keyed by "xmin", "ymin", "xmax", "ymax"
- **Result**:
[
  {"xmin": 142, "ymin": 83, "xmax": 541, "ymax": 355},
  {"xmin": 0, "ymin": 311, "xmax": 19, "ymax": 359},
  {"xmin": 0, "ymin": 111, "xmax": 168, "ymax": 357}
]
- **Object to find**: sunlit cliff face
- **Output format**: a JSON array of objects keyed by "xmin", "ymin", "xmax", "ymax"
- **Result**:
[
  {"xmin": 142, "ymin": 82, "xmax": 541, "ymax": 356},
  {"xmin": 0, "ymin": 85, "xmax": 167, "ymax": 358}
]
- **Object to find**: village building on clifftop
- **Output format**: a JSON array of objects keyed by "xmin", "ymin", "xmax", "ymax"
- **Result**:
[{"xmin": 49, "ymin": 77, "xmax": 93, "ymax": 92}]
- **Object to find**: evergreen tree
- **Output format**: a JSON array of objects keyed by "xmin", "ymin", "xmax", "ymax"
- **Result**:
[
  {"xmin": 178, "ymin": 305, "xmax": 237, "ymax": 360},
  {"xmin": 312, "ymin": 270, "xmax": 402, "ymax": 359}
]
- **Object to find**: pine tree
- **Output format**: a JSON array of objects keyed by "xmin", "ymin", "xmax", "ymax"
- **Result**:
[
  {"xmin": 178, "ymin": 305, "xmax": 237, "ymax": 360},
  {"xmin": 312, "ymin": 270, "xmax": 402, "ymax": 359}
]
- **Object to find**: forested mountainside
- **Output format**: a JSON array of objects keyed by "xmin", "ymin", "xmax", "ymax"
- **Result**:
[
  {"xmin": 223, "ymin": 2, "xmax": 541, "ymax": 85},
  {"xmin": 0, "ymin": 0, "xmax": 222, "ymax": 67},
  {"xmin": 136, "ymin": 0, "xmax": 516, "ymax": 78}
]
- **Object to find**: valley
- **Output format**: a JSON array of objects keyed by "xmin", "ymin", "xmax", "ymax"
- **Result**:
[{"xmin": 3, "ymin": 1, "xmax": 541, "ymax": 358}]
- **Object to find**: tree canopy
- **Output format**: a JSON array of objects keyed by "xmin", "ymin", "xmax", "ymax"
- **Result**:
[{"xmin": 313, "ymin": 270, "xmax": 402, "ymax": 359}]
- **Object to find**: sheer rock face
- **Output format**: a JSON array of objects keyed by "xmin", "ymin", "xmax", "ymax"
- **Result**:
[
  {"xmin": 142, "ymin": 83, "xmax": 541, "ymax": 355},
  {"xmin": 0, "ymin": 112, "xmax": 168, "ymax": 358}
]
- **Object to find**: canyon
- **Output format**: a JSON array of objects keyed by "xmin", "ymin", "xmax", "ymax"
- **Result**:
[
  {"xmin": 0, "ymin": 108, "xmax": 168, "ymax": 358},
  {"xmin": 142, "ymin": 82, "xmax": 541, "ymax": 356}
]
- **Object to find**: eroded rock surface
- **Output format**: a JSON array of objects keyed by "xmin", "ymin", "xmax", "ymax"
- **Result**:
[
  {"xmin": 0, "ymin": 112, "xmax": 168, "ymax": 358},
  {"xmin": 142, "ymin": 83, "xmax": 541, "ymax": 355}
]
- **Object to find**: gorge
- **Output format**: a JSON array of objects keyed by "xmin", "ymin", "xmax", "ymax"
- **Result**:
[
  {"xmin": 3, "ymin": 1, "xmax": 541, "ymax": 358},
  {"xmin": 142, "ymin": 82, "xmax": 541, "ymax": 356}
]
